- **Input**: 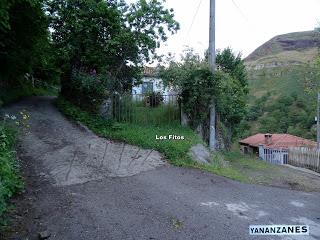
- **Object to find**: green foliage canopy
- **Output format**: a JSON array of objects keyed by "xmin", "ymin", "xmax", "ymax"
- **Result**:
[
  {"xmin": 240, "ymin": 93, "xmax": 316, "ymax": 140},
  {"xmin": 0, "ymin": 0, "xmax": 50, "ymax": 86},
  {"xmin": 160, "ymin": 49, "xmax": 248, "ymax": 133},
  {"xmin": 47, "ymin": 0, "xmax": 179, "ymax": 93},
  {"xmin": 216, "ymin": 47, "xmax": 248, "ymax": 94}
]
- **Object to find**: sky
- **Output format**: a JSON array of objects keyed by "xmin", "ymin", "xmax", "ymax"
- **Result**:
[{"xmin": 155, "ymin": 0, "xmax": 320, "ymax": 61}]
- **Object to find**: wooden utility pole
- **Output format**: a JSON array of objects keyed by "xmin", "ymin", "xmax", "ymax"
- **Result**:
[{"xmin": 209, "ymin": 0, "xmax": 216, "ymax": 150}]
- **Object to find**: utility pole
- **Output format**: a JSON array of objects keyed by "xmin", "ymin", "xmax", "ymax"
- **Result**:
[
  {"xmin": 209, "ymin": 0, "xmax": 216, "ymax": 150},
  {"xmin": 317, "ymin": 92, "xmax": 320, "ymax": 149}
]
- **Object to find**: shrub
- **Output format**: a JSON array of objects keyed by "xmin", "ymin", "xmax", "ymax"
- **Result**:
[
  {"xmin": 160, "ymin": 49, "xmax": 248, "ymax": 135},
  {"xmin": 62, "ymin": 71, "xmax": 110, "ymax": 113},
  {"xmin": 0, "ymin": 123, "xmax": 23, "ymax": 221}
]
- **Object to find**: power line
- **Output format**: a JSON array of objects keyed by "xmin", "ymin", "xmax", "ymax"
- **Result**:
[
  {"xmin": 185, "ymin": 0, "xmax": 203, "ymax": 42},
  {"xmin": 231, "ymin": 0, "xmax": 249, "ymax": 22},
  {"xmin": 230, "ymin": 0, "xmax": 263, "ymax": 38}
]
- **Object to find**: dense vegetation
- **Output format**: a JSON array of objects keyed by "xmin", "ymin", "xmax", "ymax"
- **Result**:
[
  {"xmin": 0, "ymin": 0, "xmax": 59, "ymax": 87},
  {"xmin": 0, "ymin": 2, "xmax": 319, "ymax": 224},
  {"xmin": 0, "ymin": 123, "xmax": 23, "ymax": 221},
  {"xmin": 1, "ymin": 0, "xmax": 179, "ymax": 110},
  {"xmin": 0, "ymin": 0, "xmax": 180, "ymax": 223},
  {"xmin": 242, "ymin": 55, "xmax": 320, "ymax": 141},
  {"xmin": 242, "ymin": 31, "xmax": 320, "ymax": 141},
  {"xmin": 239, "ymin": 92, "xmax": 316, "ymax": 140},
  {"xmin": 160, "ymin": 48, "xmax": 248, "ymax": 148},
  {"xmin": 47, "ymin": 0, "xmax": 179, "ymax": 111}
]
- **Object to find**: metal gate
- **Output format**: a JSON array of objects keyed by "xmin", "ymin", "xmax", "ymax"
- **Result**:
[{"xmin": 112, "ymin": 93, "xmax": 181, "ymax": 126}]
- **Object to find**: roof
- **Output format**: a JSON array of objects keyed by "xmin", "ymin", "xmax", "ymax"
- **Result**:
[
  {"xmin": 143, "ymin": 67, "xmax": 157, "ymax": 77},
  {"xmin": 239, "ymin": 133, "xmax": 317, "ymax": 149}
]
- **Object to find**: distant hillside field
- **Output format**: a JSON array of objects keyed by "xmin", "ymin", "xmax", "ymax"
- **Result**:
[
  {"xmin": 245, "ymin": 30, "xmax": 320, "ymax": 99},
  {"xmin": 241, "ymin": 30, "xmax": 320, "ymax": 140}
]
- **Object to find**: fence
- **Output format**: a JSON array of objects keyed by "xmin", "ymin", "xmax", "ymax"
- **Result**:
[
  {"xmin": 112, "ymin": 93, "xmax": 180, "ymax": 126},
  {"xmin": 288, "ymin": 147, "xmax": 320, "ymax": 173},
  {"xmin": 259, "ymin": 146, "xmax": 288, "ymax": 165}
]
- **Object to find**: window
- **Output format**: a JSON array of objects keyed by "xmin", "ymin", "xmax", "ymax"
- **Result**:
[{"xmin": 142, "ymin": 82, "xmax": 153, "ymax": 94}]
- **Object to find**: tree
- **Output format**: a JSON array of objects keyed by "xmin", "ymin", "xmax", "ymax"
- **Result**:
[
  {"xmin": 215, "ymin": 47, "xmax": 248, "ymax": 93},
  {"xmin": 0, "ymin": 0, "xmax": 49, "ymax": 86},
  {"xmin": 46, "ymin": 0, "xmax": 179, "ymax": 96},
  {"xmin": 160, "ymin": 49, "xmax": 248, "ymax": 147},
  {"xmin": 249, "ymin": 94, "xmax": 317, "ymax": 140}
]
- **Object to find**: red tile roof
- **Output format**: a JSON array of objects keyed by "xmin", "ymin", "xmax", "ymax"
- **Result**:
[{"xmin": 239, "ymin": 133, "xmax": 317, "ymax": 149}]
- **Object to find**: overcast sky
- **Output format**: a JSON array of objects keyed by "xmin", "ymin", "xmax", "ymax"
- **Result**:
[{"xmin": 155, "ymin": 0, "xmax": 320, "ymax": 61}]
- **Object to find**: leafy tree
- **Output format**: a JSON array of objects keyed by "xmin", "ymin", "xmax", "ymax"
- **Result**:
[
  {"xmin": 245, "ymin": 93, "xmax": 316, "ymax": 140},
  {"xmin": 46, "ymin": 0, "xmax": 179, "ymax": 99},
  {"xmin": 160, "ymin": 49, "xmax": 248, "ymax": 146},
  {"xmin": 0, "ymin": 0, "xmax": 49, "ymax": 86},
  {"xmin": 215, "ymin": 48, "xmax": 248, "ymax": 93}
]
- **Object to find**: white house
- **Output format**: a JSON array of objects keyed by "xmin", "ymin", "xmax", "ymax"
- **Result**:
[{"xmin": 132, "ymin": 67, "xmax": 177, "ymax": 103}]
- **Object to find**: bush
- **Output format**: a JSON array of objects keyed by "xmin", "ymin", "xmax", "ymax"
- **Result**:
[
  {"xmin": 62, "ymin": 71, "xmax": 110, "ymax": 113},
  {"xmin": 160, "ymin": 49, "xmax": 248, "ymax": 142},
  {"xmin": 0, "ymin": 123, "xmax": 23, "ymax": 221}
]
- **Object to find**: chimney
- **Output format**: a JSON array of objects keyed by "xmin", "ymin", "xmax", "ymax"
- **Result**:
[{"xmin": 264, "ymin": 133, "xmax": 272, "ymax": 145}]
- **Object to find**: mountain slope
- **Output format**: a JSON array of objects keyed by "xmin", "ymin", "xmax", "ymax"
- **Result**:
[
  {"xmin": 245, "ymin": 30, "xmax": 320, "ymax": 99},
  {"xmin": 241, "ymin": 31, "xmax": 320, "ymax": 140}
]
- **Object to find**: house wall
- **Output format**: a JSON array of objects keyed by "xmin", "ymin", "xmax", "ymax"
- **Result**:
[
  {"xmin": 132, "ymin": 77, "xmax": 169, "ymax": 95},
  {"xmin": 132, "ymin": 77, "xmax": 178, "ymax": 104},
  {"xmin": 259, "ymin": 147, "xmax": 288, "ymax": 165},
  {"xmin": 240, "ymin": 144, "xmax": 258, "ymax": 155}
]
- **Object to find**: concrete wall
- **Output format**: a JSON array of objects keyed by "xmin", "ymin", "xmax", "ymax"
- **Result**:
[{"xmin": 240, "ymin": 144, "xmax": 257, "ymax": 155}]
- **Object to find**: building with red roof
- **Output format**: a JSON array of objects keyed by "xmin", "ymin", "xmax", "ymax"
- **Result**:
[{"xmin": 239, "ymin": 133, "xmax": 316, "ymax": 155}]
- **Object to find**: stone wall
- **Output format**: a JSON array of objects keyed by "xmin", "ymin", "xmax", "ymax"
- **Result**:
[{"xmin": 99, "ymin": 98, "xmax": 113, "ymax": 120}]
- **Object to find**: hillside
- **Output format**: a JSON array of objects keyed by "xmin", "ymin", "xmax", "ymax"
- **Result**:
[
  {"xmin": 240, "ymin": 31, "xmax": 320, "ymax": 140},
  {"xmin": 245, "ymin": 30, "xmax": 320, "ymax": 99}
]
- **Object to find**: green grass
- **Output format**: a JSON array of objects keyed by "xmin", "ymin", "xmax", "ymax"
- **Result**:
[
  {"xmin": 0, "ymin": 123, "xmax": 23, "ymax": 223},
  {"xmin": 202, "ymin": 162, "xmax": 250, "ymax": 182},
  {"xmin": 0, "ymin": 81, "xmax": 56, "ymax": 224},
  {"xmin": 222, "ymin": 151, "xmax": 280, "ymax": 184},
  {"xmin": 58, "ymin": 96, "xmax": 302, "ymax": 187},
  {"xmin": 56, "ymin": 97, "xmax": 256, "ymax": 182},
  {"xmin": 225, "ymin": 151, "xmax": 274, "ymax": 171},
  {"xmin": 247, "ymin": 65, "xmax": 318, "ymax": 100},
  {"xmin": 113, "ymin": 96, "xmax": 180, "ymax": 126}
]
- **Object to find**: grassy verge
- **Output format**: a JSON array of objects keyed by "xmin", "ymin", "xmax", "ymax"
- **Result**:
[
  {"xmin": 56, "ymin": 97, "xmax": 253, "ymax": 182},
  {"xmin": 114, "ymin": 95, "xmax": 180, "ymax": 126},
  {"xmin": 0, "ymin": 123, "xmax": 23, "ymax": 223},
  {"xmin": 222, "ymin": 151, "xmax": 282, "ymax": 184},
  {"xmin": 223, "ymin": 151, "xmax": 320, "ymax": 191}
]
